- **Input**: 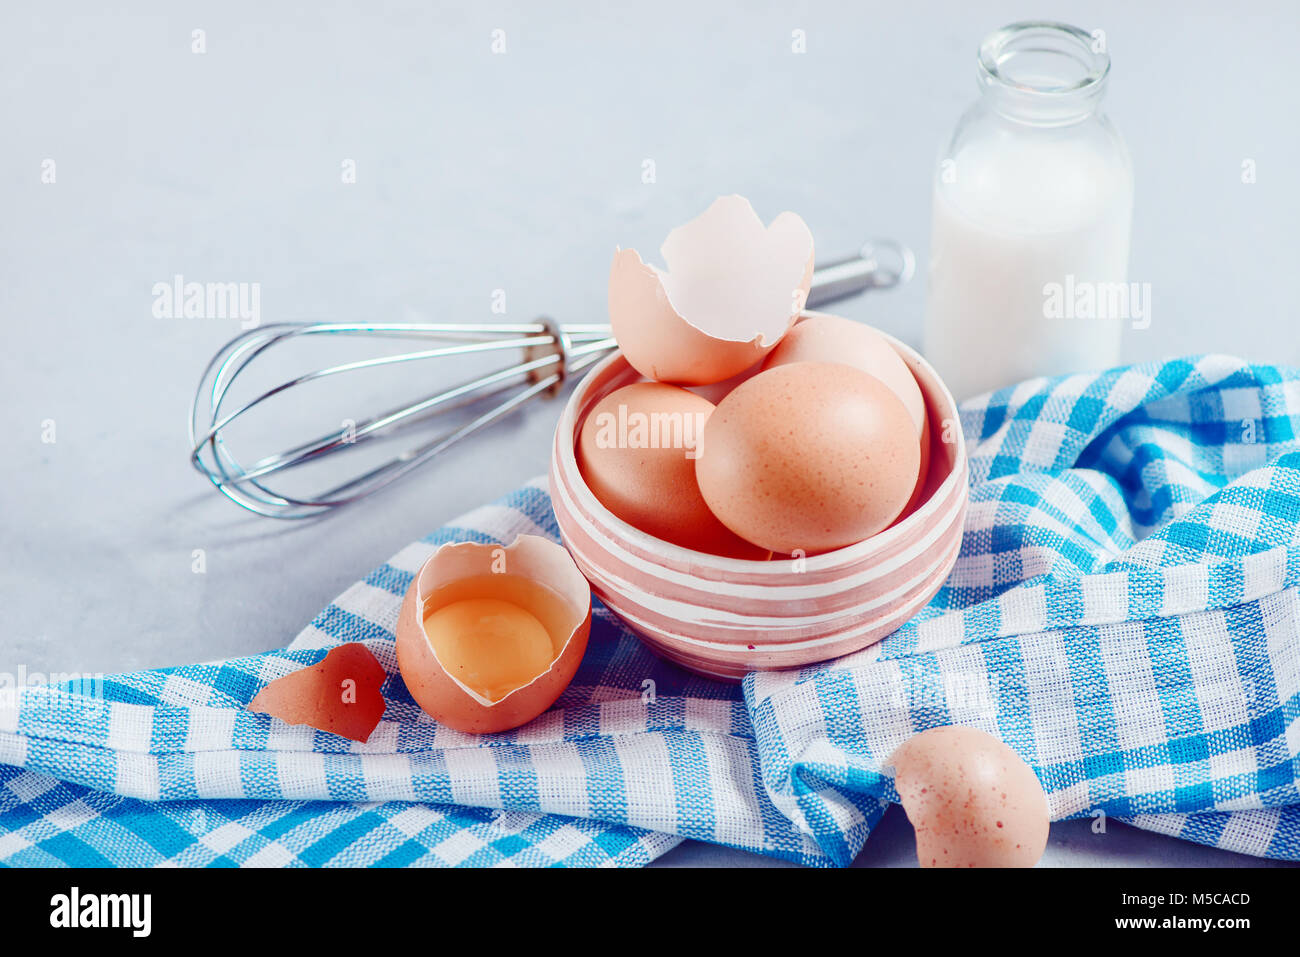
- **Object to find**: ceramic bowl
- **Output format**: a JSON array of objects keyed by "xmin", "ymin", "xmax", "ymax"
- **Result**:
[{"xmin": 548, "ymin": 335, "xmax": 968, "ymax": 681}]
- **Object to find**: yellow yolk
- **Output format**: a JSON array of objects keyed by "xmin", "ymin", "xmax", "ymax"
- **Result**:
[{"xmin": 422, "ymin": 598, "xmax": 556, "ymax": 703}]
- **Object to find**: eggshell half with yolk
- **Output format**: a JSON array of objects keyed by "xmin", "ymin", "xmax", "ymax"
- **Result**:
[{"xmin": 395, "ymin": 535, "xmax": 591, "ymax": 735}]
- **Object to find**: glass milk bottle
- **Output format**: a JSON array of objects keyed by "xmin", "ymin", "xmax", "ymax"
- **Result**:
[{"xmin": 923, "ymin": 22, "xmax": 1134, "ymax": 400}]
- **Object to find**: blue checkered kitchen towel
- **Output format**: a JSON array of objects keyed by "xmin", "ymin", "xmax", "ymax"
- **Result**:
[{"xmin": 2, "ymin": 354, "xmax": 1299, "ymax": 867}]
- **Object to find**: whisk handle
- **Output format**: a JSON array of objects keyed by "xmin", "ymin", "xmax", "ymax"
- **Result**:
[{"xmin": 806, "ymin": 239, "xmax": 916, "ymax": 309}]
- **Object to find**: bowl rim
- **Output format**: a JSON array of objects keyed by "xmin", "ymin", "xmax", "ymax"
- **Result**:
[{"xmin": 551, "ymin": 329, "xmax": 967, "ymax": 575}]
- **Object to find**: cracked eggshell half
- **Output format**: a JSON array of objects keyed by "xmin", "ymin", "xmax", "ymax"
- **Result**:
[
  {"xmin": 609, "ymin": 195, "xmax": 815, "ymax": 385},
  {"xmin": 395, "ymin": 535, "xmax": 591, "ymax": 735},
  {"xmin": 891, "ymin": 725, "xmax": 1050, "ymax": 868}
]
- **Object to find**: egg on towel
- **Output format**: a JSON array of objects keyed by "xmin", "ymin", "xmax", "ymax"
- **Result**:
[
  {"xmin": 890, "ymin": 725, "xmax": 1050, "ymax": 868},
  {"xmin": 578, "ymin": 382, "xmax": 768, "ymax": 559},
  {"xmin": 762, "ymin": 312, "xmax": 931, "ymax": 517},
  {"xmin": 608, "ymin": 195, "xmax": 814, "ymax": 385},
  {"xmin": 695, "ymin": 361, "xmax": 920, "ymax": 554}
]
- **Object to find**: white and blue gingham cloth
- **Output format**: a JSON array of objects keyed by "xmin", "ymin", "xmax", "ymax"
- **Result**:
[{"xmin": 2, "ymin": 354, "xmax": 1298, "ymax": 866}]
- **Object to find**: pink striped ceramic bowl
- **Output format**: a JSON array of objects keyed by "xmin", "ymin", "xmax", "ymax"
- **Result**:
[{"xmin": 548, "ymin": 336, "xmax": 968, "ymax": 681}]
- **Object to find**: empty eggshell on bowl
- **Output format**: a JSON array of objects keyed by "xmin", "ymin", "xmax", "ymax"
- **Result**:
[
  {"xmin": 395, "ymin": 535, "xmax": 591, "ymax": 735},
  {"xmin": 608, "ymin": 195, "xmax": 814, "ymax": 385},
  {"xmin": 891, "ymin": 725, "xmax": 1050, "ymax": 868},
  {"xmin": 578, "ymin": 382, "xmax": 769, "ymax": 559},
  {"xmin": 695, "ymin": 361, "xmax": 920, "ymax": 554}
]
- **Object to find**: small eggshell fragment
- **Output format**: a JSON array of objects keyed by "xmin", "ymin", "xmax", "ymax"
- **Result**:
[
  {"xmin": 763, "ymin": 313, "xmax": 931, "ymax": 518},
  {"xmin": 608, "ymin": 195, "xmax": 814, "ymax": 385},
  {"xmin": 395, "ymin": 535, "xmax": 591, "ymax": 735},
  {"xmin": 891, "ymin": 726, "xmax": 1050, "ymax": 868},
  {"xmin": 695, "ymin": 362, "xmax": 920, "ymax": 554},
  {"xmin": 578, "ymin": 382, "xmax": 768, "ymax": 559},
  {"xmin": 247, "ymin": 642, "xmax": 387, "ymax": 743}
]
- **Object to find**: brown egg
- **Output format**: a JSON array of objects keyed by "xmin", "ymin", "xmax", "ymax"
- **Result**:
[
  {"xmin": 891, "ymin": 726, "xmax": 1050, "ymax": 868},
  {"xmin": 578, "ymin": 382, "xmax": 768, "ymax": 559},
  {"xmin": 695, "ymin": 362, "xmax": 920, "ymax": 554},
  {"xmin": 762, "ymin": 313, "xmax": 926, "ymax": 435},
  {"xmin": 763, "ymin": 313, "xmax": 931, "ymax": 519}
]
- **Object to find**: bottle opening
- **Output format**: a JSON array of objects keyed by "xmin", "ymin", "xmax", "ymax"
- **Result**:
[{"xmin": 978, "ymin": 22, "xmax": 1109, "ymax": 122}]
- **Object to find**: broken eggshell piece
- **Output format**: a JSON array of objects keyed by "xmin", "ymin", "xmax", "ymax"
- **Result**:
[
  {"xmin": 608, "ymin": 195, "xmax": 815, "ymax": 385},
  {"xmin": 395, "ymin": 534, "xmax": 591, "ymax": 735},
  {"xmin": 246, "ymin": 642, "xmax": 388, "ymax": 743}
]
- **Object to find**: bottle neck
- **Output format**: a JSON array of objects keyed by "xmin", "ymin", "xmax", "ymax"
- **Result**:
[{"xmin": 977, "ymin": 22, "xmax": 1110, "ymax": 127}]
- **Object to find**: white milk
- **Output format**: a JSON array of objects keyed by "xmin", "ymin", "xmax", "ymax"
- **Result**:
[
  {"xmin": 924, "ymin": 137, "xmax": 1132, "ymax": 399},
  {"xmin": 923, "ymin": 22, "xmax": 1134, "ymax": 400}
]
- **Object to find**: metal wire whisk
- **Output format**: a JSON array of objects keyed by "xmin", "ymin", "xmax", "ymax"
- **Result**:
[{"xmin": 188, "ymin": 240, "xmax": 915, "ymax": 519}]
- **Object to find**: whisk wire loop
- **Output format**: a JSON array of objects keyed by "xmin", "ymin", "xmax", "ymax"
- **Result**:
[{"xmin": 188, "ymin": 245, "xmax": 908, "ymax": 518}]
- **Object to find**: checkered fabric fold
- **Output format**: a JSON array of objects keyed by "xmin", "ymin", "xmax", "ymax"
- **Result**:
[
  {"xmin": 749, "ymin": 355, "xmax": 1300, "ymax": 863},
  {"xmin": 2, "ymin": 355, "xmax": 1298, "ymax": 867}
]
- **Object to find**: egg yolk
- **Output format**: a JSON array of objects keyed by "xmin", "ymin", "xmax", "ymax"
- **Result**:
[{"xmin": 422, "ymin": 598, "xmax": 556, "ymax": 703}]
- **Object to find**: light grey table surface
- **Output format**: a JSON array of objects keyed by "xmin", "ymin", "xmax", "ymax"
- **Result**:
[{"xmin": 3, "ymin": 1, "xmax": 1297, "ymax": 868}]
